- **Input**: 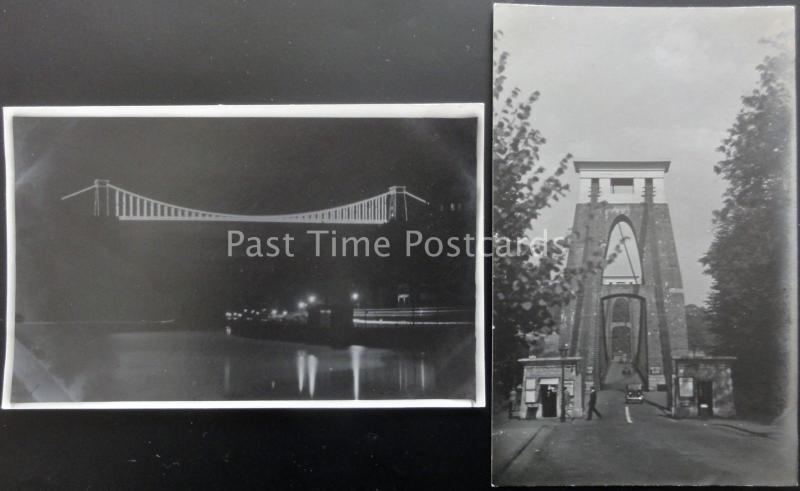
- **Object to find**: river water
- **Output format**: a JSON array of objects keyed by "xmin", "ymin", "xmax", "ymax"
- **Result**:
[{"xmin": 12, "ymin": 324, "xmax": 476, "ymax": 403}]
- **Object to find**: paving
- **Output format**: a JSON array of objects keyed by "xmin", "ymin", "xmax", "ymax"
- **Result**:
[{"xmin": 493, "ymin": 389, "xmax": 797, "ymax": 486}]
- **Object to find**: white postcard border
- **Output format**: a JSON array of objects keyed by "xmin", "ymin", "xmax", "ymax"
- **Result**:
[{"xmin": 2, "ymin": 103, "xmax": 486, "ymax": 410}]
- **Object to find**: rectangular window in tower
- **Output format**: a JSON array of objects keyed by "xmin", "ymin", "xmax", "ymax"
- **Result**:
[{"xmin": 610, "ymin": 178, "xmax": 634, "ymax": 194}]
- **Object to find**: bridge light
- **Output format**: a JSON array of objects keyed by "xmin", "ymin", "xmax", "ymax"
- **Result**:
[
  {"xmin": 298, "ymin": 301, "xmax": 307, "ymax": 310},
  {"xmin": 282, "ymin": 310, "xmax": 288, "ymax": 316},
  {"xmin": 351, "ymin": 292, "xmax": 359, "ymax": 301},
  {"xmin": 307, "ymin": 295, "xmax": 317, "ymax": 304},
  {"xmin": 270, "ymin": 309, "xmax": 278, "ymax": 316}
]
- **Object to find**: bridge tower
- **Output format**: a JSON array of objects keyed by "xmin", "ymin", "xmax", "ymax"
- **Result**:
[
  {"xmin": 93, "ymin": 179, "xmax": 111, "ymax": 217},
  {"xmin": 558, "ymin": 161, "xmax": 689, "ymax": 407},
  {"xmin": 387, "ymin": 186, "xmax": 409, "ymax": 222}
]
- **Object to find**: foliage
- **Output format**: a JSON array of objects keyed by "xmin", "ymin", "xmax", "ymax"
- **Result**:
[
  {"xmin": 684, "ymin": 304, "xmax": 717, "ymax": 354},
  {"xmin": 492, "ymin": 31, "xmax": 605, "ymax": 399},
  {"xmin": 700, "ymin": 44, "xmax": 793, "ymax": 419}
]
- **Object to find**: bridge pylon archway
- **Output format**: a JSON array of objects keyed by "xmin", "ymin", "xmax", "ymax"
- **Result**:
[
  {"xmin": 558, "ymin": 161, "xmax": 689, "ymax": 408},
  {"xmin": 599, "ymin": 294, "xmax": 647, "ymax": 390}
]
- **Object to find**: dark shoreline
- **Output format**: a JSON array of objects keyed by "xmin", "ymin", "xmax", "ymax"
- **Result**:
[{"xmin": 227, "ymin": 320, "xmax": 474, "ymax": 351}]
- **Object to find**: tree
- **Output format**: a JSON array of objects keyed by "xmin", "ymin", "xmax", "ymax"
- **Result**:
[
  {"xmin": 684, "ymin": 304, "xmax": 716, "ymax": 354},
  {"xmin": 492, "ymin": 32, "xmax": 606, "ymax": 403},
  {"xmin": 701, "ymin": 43, "xmax": 793, "ymax": 420}
]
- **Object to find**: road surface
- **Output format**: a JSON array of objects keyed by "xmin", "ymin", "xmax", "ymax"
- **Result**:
[{"xmin": 495, "ymin": 389, "xmax": 796, "ymax": 486}]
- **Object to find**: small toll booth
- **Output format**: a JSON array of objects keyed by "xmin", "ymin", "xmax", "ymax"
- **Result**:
[
  {"xmin": 518, "ymin": 356, "xmax": 583, "ymax": 419},
  {"xmin": 671, "ymin": 355, "xmax": 736, "ymax": 418}
]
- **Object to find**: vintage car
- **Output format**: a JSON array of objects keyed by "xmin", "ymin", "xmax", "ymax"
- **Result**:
[{"xmin": 625, "ymin": 384, "xmax": 644, "ymax": 404}]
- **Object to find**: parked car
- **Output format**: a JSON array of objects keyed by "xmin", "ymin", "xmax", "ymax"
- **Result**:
[{"xmin": 625, "ymin": 384, "xmax": 644, "ymax": 404}]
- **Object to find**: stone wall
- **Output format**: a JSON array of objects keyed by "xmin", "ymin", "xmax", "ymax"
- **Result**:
[
  {"xmin": 519, "ymin": 358, "xmax": 583, "ymax": 419},
  {"xmin": 672, "ymin": 357, "xmax": 736, "ymax": 418},
  {"xmin": 559, "ymin": 201, "xmax": 690, "ymax": 399}
]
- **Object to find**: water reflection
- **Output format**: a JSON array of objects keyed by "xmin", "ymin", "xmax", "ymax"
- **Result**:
[
  {"xmin": 297, "ymin": 350, "xmax": 306, "ymax": 394},
  {"xmin": 224, "ymin": 356, "xmax": 231, "ymax": 394},
  {"xmin": 291, "ymin": 345, "xmax": 433, "ymax": 401},
  {"xmin": 420, "ymin": 354, "xmax": 427, "ymax": 393},
  {"xmin": 11, "ymin": 325, "xmax": 475, "ymax": 402},
  {"xmin": 308, "ymin": 354, "xmax": 318, "ymax": 398},
  {"xmin": 350, "ymin": 345, "xmax": 364, "ymax": 400}
]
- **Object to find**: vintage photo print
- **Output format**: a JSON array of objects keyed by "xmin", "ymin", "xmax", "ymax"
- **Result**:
[
  {"xmin": 491, "ymin": 5, "xmax": 796, "ymax": 486},
  {"xmin": 3, "ymin": 104, "xmax": 485, "ymax": 409}
]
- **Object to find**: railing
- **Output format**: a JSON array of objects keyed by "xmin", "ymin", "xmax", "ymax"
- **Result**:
[{"xmin": 353, "ymin": 307, "xmax": 473, "ymax": 327}]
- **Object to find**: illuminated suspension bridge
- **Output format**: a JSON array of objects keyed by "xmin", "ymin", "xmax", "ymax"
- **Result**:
[{"xmin": 61, "ymin": 179, "xmax": 428, "ymax": 225}]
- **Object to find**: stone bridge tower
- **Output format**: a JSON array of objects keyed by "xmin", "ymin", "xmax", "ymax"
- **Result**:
[{"xmin": 558, "ymin": 161, "xmax": 689, "ymax": 406}]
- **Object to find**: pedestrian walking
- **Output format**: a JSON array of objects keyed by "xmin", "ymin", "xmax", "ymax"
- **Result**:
[{"xmin": 586, "ymin": 387, "xmax": 602, "ymax": 420}]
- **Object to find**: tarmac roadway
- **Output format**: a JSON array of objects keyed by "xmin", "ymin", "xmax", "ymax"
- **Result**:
[{"xmin": 493, "ymin": 389, "xmax": 797, "ymax": 486}]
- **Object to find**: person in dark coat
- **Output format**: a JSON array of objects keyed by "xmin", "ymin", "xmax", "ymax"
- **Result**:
[{"xmin": 586, "ymin": 387, "xmax": 602, "ymax": 420}]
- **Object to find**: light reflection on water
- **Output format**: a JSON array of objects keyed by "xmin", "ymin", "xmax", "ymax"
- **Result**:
[{"xmin": 12, "ymin": 325, "xmax": 474, "ymax": 402}]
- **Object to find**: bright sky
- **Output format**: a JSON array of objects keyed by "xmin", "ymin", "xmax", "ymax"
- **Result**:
[{"xmin": 494, "ymin": 4, "xmax": 795, "ymax": 305}]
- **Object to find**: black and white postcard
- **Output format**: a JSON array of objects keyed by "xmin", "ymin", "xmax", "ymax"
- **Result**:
[
  {"xmin": 491, "ymin": 5, "xmax": 797, "ymax": 486},
  {"xmin": 3, "ymin": 104, "xmax": 485, "ymax": 409}
]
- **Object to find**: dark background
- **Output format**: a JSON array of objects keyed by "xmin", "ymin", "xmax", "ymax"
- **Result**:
[{"xmin": 0, "ymin": 1, "xmax": 491, "ymax": 489}]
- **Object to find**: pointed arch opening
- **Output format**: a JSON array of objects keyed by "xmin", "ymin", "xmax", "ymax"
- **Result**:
[{"xmin": 602, "ymin": 217, "xmax": 643, "ymax": 285}]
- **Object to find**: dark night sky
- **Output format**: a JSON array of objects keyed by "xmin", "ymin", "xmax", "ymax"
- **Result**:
[
  {"xmin": 13, "ymin": 116, "xmax": 477, "ymax": 216},
  {"xmin": 11, "ymin": 115, "xmax": 478, "ymax": 323}
]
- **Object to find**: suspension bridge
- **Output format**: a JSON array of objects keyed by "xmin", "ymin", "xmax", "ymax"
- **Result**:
[{"xmin": 61, "ymin": 180, "xmax": 428, "ymax": 225}]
